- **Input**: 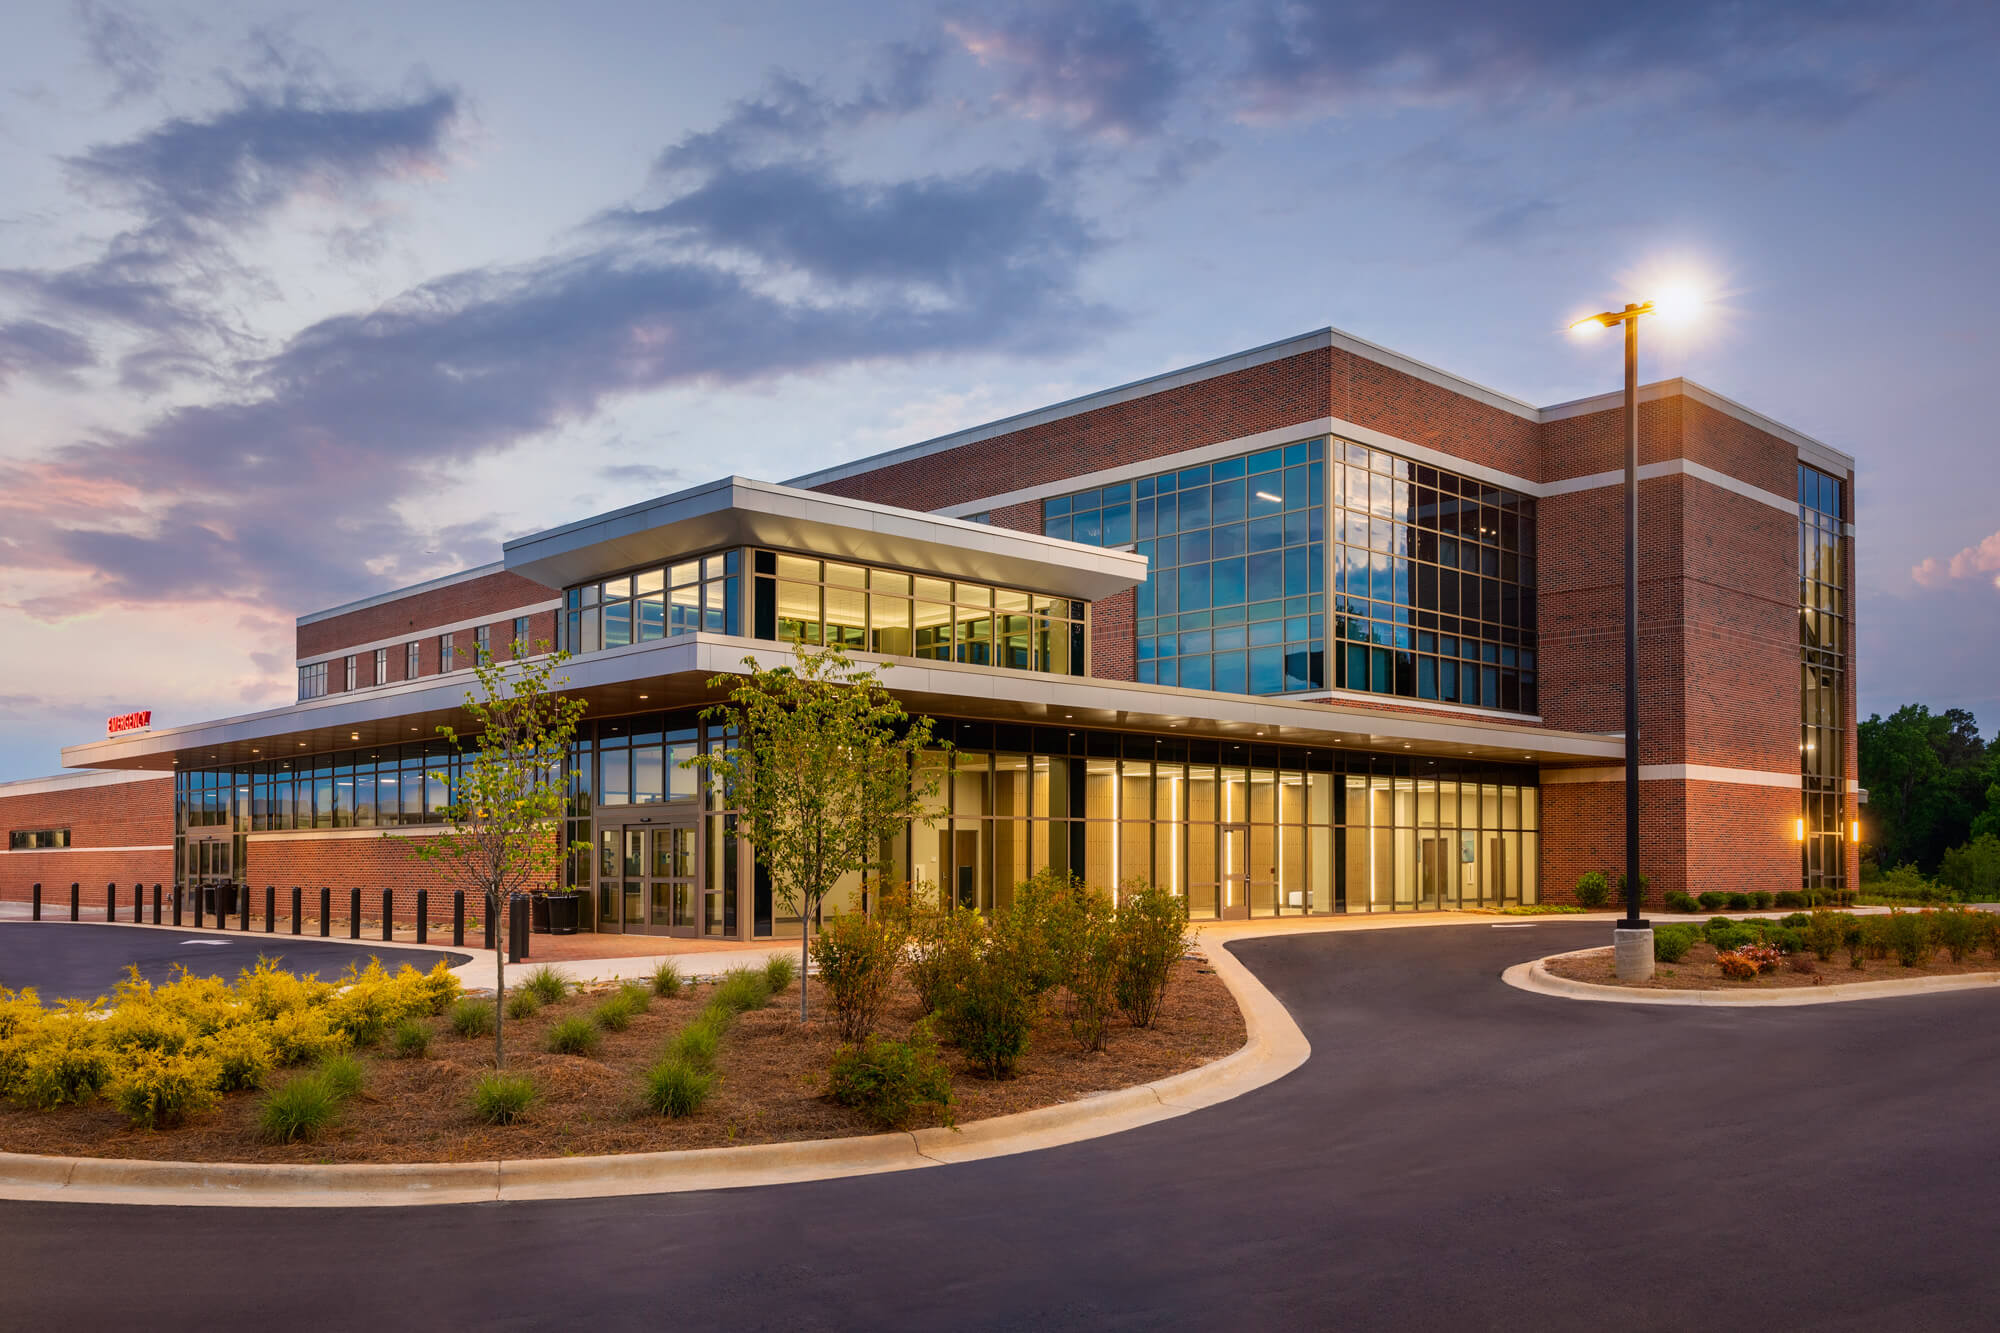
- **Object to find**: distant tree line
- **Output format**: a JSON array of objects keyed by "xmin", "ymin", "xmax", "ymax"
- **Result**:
[{"xmin": 1858, "ymin": 705, "xmax": 2000, "ymax": 900}]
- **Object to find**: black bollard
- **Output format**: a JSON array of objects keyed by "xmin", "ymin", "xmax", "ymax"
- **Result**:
[
  {"xmin": 152, "ymin": 882, "xmax": 161, "ymax": 925},
  {"xmin": 265, "ymin": 885, "xmax": 277, "ymax": 933},
  {"xmin": 416, "ymin": 889, "xmax": 428, "ymax": 944},
  {"xmin": 132, "ymin": 882, "xmax": 143, "ymax": 923},
  {"xmin": 107, "ymin": 882, "xmax": 116, "ymax": 922},
  {"xmin": 381, "ymin": 888, "xmax": 394, "ymax": 942},
  {"xmin": 290, "ymin": 886, "xmax": 302, "ymax": 935},
  {"xmin": 319, "ymin": 887, "xmax": 330, "ymax": 938},
  {"xmin": 70, "ymin": 882, "xmax": 80, "ymax": 922},
  {"xmin": 238, "ymin": 884, "xmax": 249, "ymax": 932},
  {"xmin": 192, "ymin": 882, "xmax": 202, "ymax": 929},
  {"xmin": 349, "ymin": 887, "xmax": 361, "ymax": 939},
  {"xmin": 506, "ymin": 896, "xmax": 523, "ymax": 964},
  {"xmin": 453, "ymin": 890, "xmax": 465, "ymax": 948},
  {"xmin": 31, "ymin": 882, "xmax": 40, "ymax": 921},
  {"xmin": 172, "ymin": 883, "xmax": 183, "ymax": 927},
  {"xmin": 483, "ymin": 898, "xmax": 496, "ymax": 952}
]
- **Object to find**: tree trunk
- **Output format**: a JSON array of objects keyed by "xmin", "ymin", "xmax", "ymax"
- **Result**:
[
  {"xmin": 492, "ymin": 886, "xmax": 506, "ymax": 1070},
  {"xmin": 800, "ymin": 911, "xmax": 810, "ymax": 1024}
]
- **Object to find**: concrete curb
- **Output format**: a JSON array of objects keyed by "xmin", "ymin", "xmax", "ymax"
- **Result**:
[
  {"xmin": 0, "ymin": 934, "xmax": 1307, "ymax": 1208},
  {"xmin": 1504, "ymin": 948, "xmax": 2000, "ymax": 1008}
]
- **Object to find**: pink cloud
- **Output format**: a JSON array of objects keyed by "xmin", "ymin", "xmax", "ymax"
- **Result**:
[{"xmin": 1912, "ymin": 530, "xmax": 2000, "ymax": 588}]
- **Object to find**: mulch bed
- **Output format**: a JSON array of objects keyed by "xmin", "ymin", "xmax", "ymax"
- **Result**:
[
  {"xmin": 0, "ymin": 958, "xmax": 1244, "ymax": 1164},
  {"xmin": 1548, "ymin": 941, "xmax": 2000, "ymax": 991}
]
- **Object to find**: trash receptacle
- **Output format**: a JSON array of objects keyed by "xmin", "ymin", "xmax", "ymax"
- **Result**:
[
  {"xmin": 546, "ymin": 891, "xmax": 581, "ymax": 936},
  {"xmin": 531, "ymin": 893, "xmax": 551, "ymax": 934}
]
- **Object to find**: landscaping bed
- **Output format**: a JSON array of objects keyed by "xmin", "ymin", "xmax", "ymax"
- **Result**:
[
  {"xmin": 1547, "ymin": 941, "xmax": 2000, "ymax": 991},
  {"xmin": 0, "ymin": 959, "xmax": 1242, "ymax": 1164}
]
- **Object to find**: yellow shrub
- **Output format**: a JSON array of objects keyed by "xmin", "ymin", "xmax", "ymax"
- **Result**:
[
  {"xmin": 152, "ymin": 970, "xmax": 244, "ymax": 1036},
  {"xmin": 0, "ymin": 984, "xmax": 43, "ymax": 1039},
  {"xmin": 265, "ymin": 1007, "xmax": 349, "ymax": 1065},
  {"xmin": 235, "ymin": 957, "xmax": 331, "ymax": 1020},
  {"xmin": 108, "ymin": 1047, "xmax": 222, "ymax": 1128},
  {"xmin": 198, "ymin": 1024, "xmax": 276, "ymax": 1092},
  {"xmin": 18, "ymin": 1012, "xmax": 111, "ymax": 1110},
  {"xmin": 100, "ymin": 1000, "xmax": 195, "ymax": 1055},
  {"xmin": 415, "ymin": 959, "xmax": 463, "ymax": 1015}
]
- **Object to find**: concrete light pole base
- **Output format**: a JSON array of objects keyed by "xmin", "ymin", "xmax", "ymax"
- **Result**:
[{"xmin": 1614, "ymin": 927, "xmax": 1655, "ymax": 982}]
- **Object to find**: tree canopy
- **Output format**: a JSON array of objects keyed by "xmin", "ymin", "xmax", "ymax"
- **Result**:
[{"xmin": 1858, "ymin": 704, "xmax": 2000, "ymax": 875}]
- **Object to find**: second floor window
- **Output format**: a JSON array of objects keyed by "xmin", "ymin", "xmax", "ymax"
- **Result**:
[
  {"xmin": 298, "ymin": 662, "xmax": 327, "ymax": 700},
  {"xmin": 344, "ymin": 656, "xmax": 357, "ymax": 691},
  {"xmin": 406, "ymin": 641, "xmax": 420, "ymax": 679},
  {"xmin": 439, "ymin": 631, "xmax": 455, "ymax": 669},
  {"xmin": 474, "ymin": 624, "xmax": 491, "ymax": 662},
  {"xmin": 513, "ymin": 616, "xmax": 531, "ymax": 654},
  {"xmin": 374, "ymin": 648, "xmax": 388, "ymax": 685}
]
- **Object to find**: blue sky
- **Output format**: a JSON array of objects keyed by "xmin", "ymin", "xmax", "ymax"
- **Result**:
[{"xmin": 1, "ymin": 0, "xmax": 1996, "ymax": 779}]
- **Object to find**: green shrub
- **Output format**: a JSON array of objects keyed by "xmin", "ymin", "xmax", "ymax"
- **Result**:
[
  {"xmin": 810, "ymin": 911, "xmax": 904, "ymax": 1041},
  {"xmin": 1057, "ymin": 890, "xmax": 1121, "ymax": 1052},
  {"xmin": 1115, "ymin": 884, "xmax": 1194, "ymax": 1029},
  {"xmin": 260, "ymin": 1071, "xmax": 342, "ymax": 1142},
  {"xmin": 1663, "ymin": 890, "xmax": 1699, "ymax": 914},
  {"xmin": 649, "ymin": 960, "xmax": 684, "ymax": 998},
  {"xmin": 201, "ymin": 1024, "xmax": 275, "ymax": 1091},
  {"xmin": 1806, "ymin": 910, "xmax": 1849, "ymax": 962},
  {"xmin": 1775, "ymin": 890, "xmax": 1804, "ymax": 910},
  {"xmin": 1706, "ymin": 924, "xmax": 1752, "ymax": 954},
  {"xmin": 1934, "ymin": 907, "xmax": 1981, "ymax": 962},
  {"xmin": 449, "ymin": 997, "xmax": 495, "ymax": 1038},
  {"xmin": 1844, "ymin": 916, "xmax": 1866, "ymax": 968},
  {"xmin": 316, "ymin": 1052, "xmax": 365, "ymax": 1101},
  {"xmin": 108, "ymin": 1048, "xmax": 222, "ymax": 1128},
  {"xmin": 1573, "ymin": 872, "xmax": 1611, "ymax": 910},
  {"xmin": 1618, "ymin": 872, "xmax": 1650, "ymax": 900},
  {"xmin": 828, "ymin": 1019, "xmax": 955, "ymax": 1129},
  {"xmin": 1863, "ymin": 864, "xmax": 1950, "ymax": 904},
  {"xmin": 548, "ymin": 1015, "xmax": 602, "ymax": 1056},
  {"xmin": 1727, "ymin": 892, "xmax": 1752, "ymax": 911},
  {"xmin": 714, "ymin": 968, "xmax": 773, "ymax": 1015},
  {"xmin": 505, "ymin": 989, "xmax": 541, "ymax": 1020},
  {"xmin": 390, "ymin": 1018, "xmax": 431, "ymax": 1059},
  {"xmin": 521, "ymin": 964, "xmax": 570, "ymax": 1006},
  {"xmin": 937, "ymin": 925, "xmax": 1039, "ymax": 1079},
  {"xmin": 1940, "ymin": 835, "xmax": 2000, "ymax": 903},
  {"xmin": 996, "ymin": 868, "xmax": 1082, "ymax": 998},
  {"xmin": 1779, "ymin": 912, "xmax": 1813, "ymax": 928},
  {"xmin": 1653, "ymin": 925, "xmax": 1697, "ymax": 964},
  {"xmin": 471, "ymin": 1071, "xmax": 535, "ymax": 1125},
  {"xmin": 1752, "ymin": 892, "xmax": 1773, "ymax": 909},
  {"xmin": 1766, "ymin": 926, "xmax": 1805, "ymax": 955},
  {"xmin": 763, "ymin": 953, "xmax": 798, "ymax": 995},
  {"xmin": 641, "ymin": 1055, "xmax": 714, "ymax": 1118},
  {"xmin": 665, "ymin": 1010, "xmax": 729, "ymax": 1070},
  {"xmin": 1861, "ymin": 914, "xmax": 1894, "ymax": 961},
  {"xmin": 1888, "ymin": 910, "xmax": 1935, "ymax": 967},
  {"xmin": 906, "ymin": 905, "xmax": 984, "ymax": 1015},
  {"xmin": 1698, "ymin": 891, "xmax": 1726, "ymax": 910}
]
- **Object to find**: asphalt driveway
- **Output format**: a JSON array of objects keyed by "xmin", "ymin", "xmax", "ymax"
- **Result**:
[
  {"xmin": 0, "ymin": 922, "xmax": 467, "ymax": 1000},
  {"xmin": 2, "ymin": 920, "xmax": 1996, "ymax": 1330}
]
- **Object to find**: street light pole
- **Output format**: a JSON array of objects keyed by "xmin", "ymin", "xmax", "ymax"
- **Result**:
[{"xmin": 1572, "ymin": 297, "xmax": 1673, "ymax": 978}]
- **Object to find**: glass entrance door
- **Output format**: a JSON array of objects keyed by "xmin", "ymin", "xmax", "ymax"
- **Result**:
[
  {"xmin": 596, "ymin": 821, "xmax": 698, "ymax": 935},
  {"xmin": 1219, "ymin": 824, "xmax": 1250, "ymax": 920}
]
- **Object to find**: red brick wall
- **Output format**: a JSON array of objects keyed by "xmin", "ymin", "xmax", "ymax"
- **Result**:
[
  {"xmin": 0, "ymin": 777, "xmax": 175, "ymax": 904},
  {"xmin": 1541, "ymin": 777, "xmax": 1798, "ymax": 907},
  {"xmin": 1332, "ymin": 347, "xmax": 1541, "ymax": 479},
  {"xmin": 299, "ymin": 570, "xmax": 558, "ymax": 664},
  {"xmin": 245, "ymin": 834, "xmax": 500, "ymax": 923}
]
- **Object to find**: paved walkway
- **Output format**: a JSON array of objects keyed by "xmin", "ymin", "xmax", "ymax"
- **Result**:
[{"xmin": 4, "ymin": 919, "xmax": 1998, "ymax": 1328}]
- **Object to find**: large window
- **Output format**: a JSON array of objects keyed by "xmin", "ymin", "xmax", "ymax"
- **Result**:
[
  {"xmin": 406, "ymin": 641, "xmax": 420, "ymax": 680},
  {"xmin": 8, "ymin": 828, "xmax": 70, "ymax": 850},
  {"xmin": 1800, "ymin": 464, "xmax": 1847, "ymax": 893},
  {"xmin": 753, "ymin": 551, "xmax": 1084, "ymax": 675},
  {"xmin": 373, "ymin": 648, "xmax": 387, "ymax": 686},
  {"xmin": 1051, "ymin": 438, "xmax": 1325, "ymax": 693},
  {"xmin": 1331, "ymin": 441, "xmax": 1536, "ymax": 712},
  {"xmin": 297, "ymin": 662, "xmax": 327, "ymax": 700},
  {"xmin": 562, "ymin": 551, "xmax": 740, "ymax": 655}
]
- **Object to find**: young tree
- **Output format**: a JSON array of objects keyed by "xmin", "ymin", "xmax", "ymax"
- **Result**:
[
  {"xmin": 690, "ymin": 643, "xmax": 944, "ymax": 1022},
  {"xmin": 402, "ymin": 641, "xmax": 587, "ymax": 1067}
]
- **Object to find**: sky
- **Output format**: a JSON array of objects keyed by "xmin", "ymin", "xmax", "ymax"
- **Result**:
[{"xmin": 1, "ymin": 0, "xmax": 1997, "ymax": 780}]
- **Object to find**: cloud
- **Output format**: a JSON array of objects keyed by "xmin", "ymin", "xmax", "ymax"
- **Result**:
[
  {"xmin": 0, "ymin": 320, "xmax": 97, "ymax": 387},
  {"xmin": 1231, "ymin": 0, "xmax": 1986, "ymax": 121},
  {"xmin": 75, "ymin": 0, "xmax": 168, "ymax": 103},
  {"xmin": 1913, "ymin": 531, "xmax": 2000, "ymax": 589},
  {"xmin": 598, "ymin": 463, "xmax": 687, "ymax": 488},
  {"xmin": 657, "ymin": 45, "xmax": 939, "ymax": 175},
  {"xmin": 948, "ymin": 1, "xmax": 1185, "ymax": 141}
]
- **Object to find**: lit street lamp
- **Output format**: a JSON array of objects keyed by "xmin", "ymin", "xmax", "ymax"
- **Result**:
[{"xmin": 1570, "ymin": 296, "xmax": 1691, "ymax": 979}]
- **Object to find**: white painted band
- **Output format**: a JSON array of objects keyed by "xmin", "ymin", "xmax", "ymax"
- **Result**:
[
  {"xmin": 0, "ymin": 845, "xmax": 173, "ymax": 854},
  {"xmin": 296, "ymin": 601, "xmax": 561, "ymax": 669},
  {"xmin": 1540, "ymin": 764, "xmax": 1801, "ymax": 789}
]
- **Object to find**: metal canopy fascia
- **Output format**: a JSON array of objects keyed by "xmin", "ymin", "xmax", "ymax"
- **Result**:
[
  {"xmin": 501, "ymin": 476, "xmax": 1147, "ymax": 602},
  {"xmin": 63, "ymin": 634, "xmax": 1619, "ymax": 775}
]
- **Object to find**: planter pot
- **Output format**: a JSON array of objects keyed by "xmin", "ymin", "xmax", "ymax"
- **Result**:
[
  {"xmin": 546, "ymin": 891, "xmax": 582, "ymax": 936},
  {"xmin": 530, "ymin": 894, "xmax": 551, "ymax": 934}
]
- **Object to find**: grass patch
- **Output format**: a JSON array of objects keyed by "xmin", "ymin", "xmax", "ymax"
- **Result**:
[
  {"xmin": 665, "ymin": 1009, "xmax": 729, "ymax": 1070},
  {"xmin": 641, "ymin": 1056, "xmax": 714, "ymax": 1118},
  {"xmin": 520, "ymin": 964, "xmax": 570, "ymax": 1006},
  {"xmin": 389, "ymin": 1019, "xmax": 431, "ymax": 1060},
  {"xmin": 547, "ymin": 1015, "xmax": 602, "ymax": 1057},
  {"xmin": 763, "ymin": 954, "xmax": 797, "ymax": 994},
  {"xmin": 317, "ymin": 1052, "xmax": 365, "ymax": 1101},
  {"xmin": 649, "ymin": 960, "xmax": 683, "ymax": 997},
  {"xmin": 470, "ymin": 1071, "xmax": 535, "ymax": 1125},
  {"xmin": 714, "ymin": 968, "xmax": 772, "ymax": 1015},
  {"xmin": 259, "ymin": 1071, "xmax": 343, "ymax": 1143},
  {"xmin": 449, "ymin": 996, "xmax": 494, "ymax": 1038},
  {"xmin": 505, "ymin": 989, "xmax": 541, "ymax": 1020}
]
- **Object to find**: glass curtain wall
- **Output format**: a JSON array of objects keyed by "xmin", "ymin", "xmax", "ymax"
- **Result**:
[
  {"xmin": 1051, "ymin": 439, "xmax": 1326, "ymax": 693},
  {"xmin": 1799, "ymin": 464, "xmax": 1847, "ymax": 893},
  {"xmin": 1331, "ymin": 441, "xmax": 1538, "ymax": 712},
  {"xmin": 561, "ymin": 552, "xmax": 740, "ymax": 655}
]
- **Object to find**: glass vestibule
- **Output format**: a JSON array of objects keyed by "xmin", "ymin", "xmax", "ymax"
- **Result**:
[{"xmin": 595, "ymin": 819, "xmax": 701, "ymax": 936}]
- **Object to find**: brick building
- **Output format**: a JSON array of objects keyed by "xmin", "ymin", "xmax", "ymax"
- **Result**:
[{"xmin": 4, "ymin": 326, "xmax": 1857, "ymax": 934}]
